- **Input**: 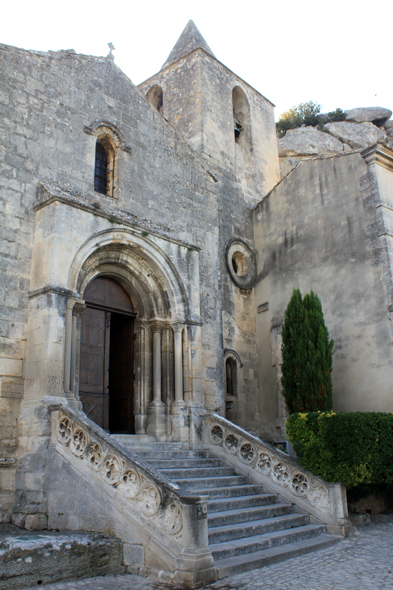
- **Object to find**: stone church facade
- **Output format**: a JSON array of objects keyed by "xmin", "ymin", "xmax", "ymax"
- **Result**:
[{"xmin": 0, "ymin": 20, "xmax": 393, "ymax": 582}]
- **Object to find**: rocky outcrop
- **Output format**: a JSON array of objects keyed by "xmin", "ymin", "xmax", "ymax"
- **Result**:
[
  {"xmin": 278, "ymin": 126, "xmax": 347, "ymax": 157},
  {"xmin": 384, "ymin": 120, "xmax": 393, "ymax": 148},
  {"xmin": 324, "ymin": 121, "xmax": 386, "ymax": 149},
  {"xmin": 277, "ymin": 106, "xmax": 393, "ymax": 178},
  {"xmin": 345, "ymin": 107, "xmax": 392, "ymax": 125}
]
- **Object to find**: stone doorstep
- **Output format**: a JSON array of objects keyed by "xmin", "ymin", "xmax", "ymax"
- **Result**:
[{"xmin": 0, "ymin": 524, "xmax": 124, "ymax": 590}]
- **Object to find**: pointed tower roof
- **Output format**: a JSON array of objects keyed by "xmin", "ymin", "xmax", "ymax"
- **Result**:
[{"xmin": 161, "ymin": 20, "xmax": 215, "ymax": 70}]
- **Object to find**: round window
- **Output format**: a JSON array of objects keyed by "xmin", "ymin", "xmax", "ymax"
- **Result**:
[{"xmin": 226, "ymin": 239, "xmax": 256, "ymax": 289}]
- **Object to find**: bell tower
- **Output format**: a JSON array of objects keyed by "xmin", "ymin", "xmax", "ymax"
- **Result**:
[{"xmin": 138, "ymin": 20, "xmax": 280, "ymax": 202}]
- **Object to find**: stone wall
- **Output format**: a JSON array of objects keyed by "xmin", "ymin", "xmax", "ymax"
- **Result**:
[
  {"xmin": 252, "ymin": 151, "xmax": 393, "ymax": 438},
  {"xmin": 0, "ymin": 42, "xmax": 221, "ymax": 520}
]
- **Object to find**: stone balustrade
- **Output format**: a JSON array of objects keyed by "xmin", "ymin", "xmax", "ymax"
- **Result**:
[
  {"xmin": 202, "ymin": 414, "xmax": 351, "ymax": 536},
  {"xmin": 49, "ymin": 403, "xmax": 215, "ymax": 586}
]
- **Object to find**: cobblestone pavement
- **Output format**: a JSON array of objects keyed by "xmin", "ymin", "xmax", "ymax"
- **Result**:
[{"xmin": 25, "ymin": 515, "xmax": 393, "ymax": 590}]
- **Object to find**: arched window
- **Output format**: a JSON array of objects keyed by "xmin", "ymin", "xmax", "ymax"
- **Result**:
[
  {"xmin": 146, "ymin": 85, "xmax": 163, "ymax": 113},
  {"xmin": 225, "ymin": 357, "xmax": 238, "ymax": 397},
  {"xmin": 232, "ymin": 86, "xmax": 251, "ymax": 150},
  {"xmin": 85, "ymin": 121, "xmax": 127, "ymax": 199},
  {"xmin": 94, "ymin": 139, "xmax": 114, "ymax": 196}
]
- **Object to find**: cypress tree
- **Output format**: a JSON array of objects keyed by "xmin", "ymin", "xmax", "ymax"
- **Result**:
[{"xmin": 281, "ymin": 288, "xmax": 334, "ymax": 413}]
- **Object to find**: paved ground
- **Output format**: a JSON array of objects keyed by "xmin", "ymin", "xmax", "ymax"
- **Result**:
[{"xmin": 24, "ymin": 515, "xmax": 393, "ymax": 590}]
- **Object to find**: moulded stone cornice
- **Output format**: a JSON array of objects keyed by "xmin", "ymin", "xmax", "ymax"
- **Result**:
[
  {"xmin": 34, "ymin": 182, "xmax": 201, "ymax": 252},
  {"xmin": 362, "ymin": 144, "xmax": 393, "ymax": 171},
  {"xmin": 28, "ymin": 284, "xmax": 79, "ymax": 300},
  {"xmin": 0, "ymin": 458, "xmax": 17, "ymax": 468}
]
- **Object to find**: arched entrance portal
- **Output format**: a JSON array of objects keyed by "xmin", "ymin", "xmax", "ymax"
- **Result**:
[{"xmin": 79, "ymin": 276, "xmax": 136, "ymax": 433}]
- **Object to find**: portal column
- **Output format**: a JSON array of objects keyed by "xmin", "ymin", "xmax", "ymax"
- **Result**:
[
  {"xmin": 153, "ymin": 327, "xmax": 162, "ymax": 403},
  {"xmin": 70, "ymin": 300, "xmax": 86, "ymax": 406},
  {"xmin": 171, "ymin": 323, "xmax": 188, "ymax": 441},
  {"xmin": 64, "ymin": 299, "xmax": 76, "ymax": 396},
  {"xmin": 146, "ymin": 321, "xmax": 166, "ymax": 439},
  {"xmin": 134, "ymin": 319, "xmax": 149, "ymax": 434}
]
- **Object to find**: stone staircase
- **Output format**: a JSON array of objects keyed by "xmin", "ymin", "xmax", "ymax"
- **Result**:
[{"xmin": 114, "ymin": 436, "xmax": 341, "ymax": 578}]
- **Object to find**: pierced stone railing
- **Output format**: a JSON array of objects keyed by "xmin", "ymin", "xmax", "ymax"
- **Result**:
[
  {"xmin": 49, "ymin": 404, "xmax": 215, "ymax": 586},
  {"xmin": 202, "ymin": 414, "xmax": 351, "ymax": 536}
]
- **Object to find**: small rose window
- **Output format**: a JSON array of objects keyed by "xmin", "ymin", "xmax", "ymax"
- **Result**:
[{"xmin": 226, "ymin": 239, "xmax": 256, "ymax": 289}]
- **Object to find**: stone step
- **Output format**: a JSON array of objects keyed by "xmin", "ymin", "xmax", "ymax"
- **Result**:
[
  {"xmin": 210, "ymin": 524, "xmax": 327, "ymax": 560},
  {"xmin": 112, "ymin": 434, "xmax": 155, "ymax": 444},
  {"xmin": 0, "ymin": 525, "xmax": 124, "ymax": 590},
  {"xmin": 207, "ymin": 493, "xmax": 278, "ymax": 512},
  {"xmin": 144, "ymin": 458, "xmax": 223, "ymax": 469},
  {"xmin": 208, "ymin": 514, "xmax": 310, "ymax": 544},
  {"xmin": 214, "ymin": 534, "xmax": 341, "ymax": 579},
  {"xmin": 208, "ymin": 503, "xmax": 294, "ymax": 527},
  {"xmin": 191, "ymin": 484, "xmax": 267, "ymax": 498},
  {"xmin": 136, "ymin": 450, "xmax": 213, "ymax": 460},
  {"xmin": 114, "ymin": 440, "xmax": 189, "ymax": 451},
  {"xmin": 174, "ymin": 475, "xmax": 250, "ymax": 489},
  {"xmin": 160, "ymin": 466, "xmax": 236, "ymax": 479},
  {"xmin": 108, "ymin": 442, "xmax": 342, "ymax": 579}
]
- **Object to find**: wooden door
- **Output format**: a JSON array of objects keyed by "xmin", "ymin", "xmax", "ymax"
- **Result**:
[
  {"xmin": 79, "ymin": 277, "xmax": 135, "ymax": 433},
  {"xmin": 79, "ymin": 307, "xmax": 110, "ymax": 429}
]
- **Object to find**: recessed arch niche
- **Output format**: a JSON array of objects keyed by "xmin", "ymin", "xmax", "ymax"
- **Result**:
[{"xmin": 232, "ymin": 86, "xmax": 252, "ymax": 150}]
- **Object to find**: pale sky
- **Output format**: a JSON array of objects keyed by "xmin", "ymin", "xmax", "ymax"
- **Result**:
[{"xmin": 2, "ymin": 0, "xmax": 392, "ymax": 120}]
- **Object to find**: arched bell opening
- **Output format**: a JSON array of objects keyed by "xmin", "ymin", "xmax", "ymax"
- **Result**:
[
  {"xmin": 232, "ymin": 86, "xmax": 252, "ymax": 150},
  {"xmin": 146, "ymin": 84, "xmax": 164, "ymax": 113},
  {"xmin": 79, "ymin": 276, "xmax": 137, "ymax": 434}
]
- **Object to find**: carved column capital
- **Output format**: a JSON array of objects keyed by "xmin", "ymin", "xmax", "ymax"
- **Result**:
[
  {"xmin": 72, "ymin": 300, "xmax": 86, "ymax": 317},
  {"xmin": 135, "ymin": 318, "xmax": 149, "ymax": 329},
  {"xmin": 172, "ymin": 322, "xmax": 185, "ymax": 334},
  {"xmin": 149, "ymin": 320, "xmax": 166, "ymax": 334}
]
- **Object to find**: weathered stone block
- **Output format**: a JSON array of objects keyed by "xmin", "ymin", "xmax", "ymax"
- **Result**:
[
  {"xmin": 123, "ymin": 543, "xmax": 144, "ymax": 567},
  {"xmin": 24, "ymin": 513, "xmax": 48, "ymax": 530}
]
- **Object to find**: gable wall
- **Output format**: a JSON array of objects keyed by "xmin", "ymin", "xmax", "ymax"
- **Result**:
[{"xmin": 0, "ymin": 43, "xmax": 231, "ymax": 520}]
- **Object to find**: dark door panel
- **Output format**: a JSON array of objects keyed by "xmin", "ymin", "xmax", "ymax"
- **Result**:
[
  {"xmin": 79, "ymin": 307, "xmax": 110, "ymax": 429},
  {"xmin": 79, "ymin": 277, "xmax": 134, "ymax": 434},
  {"xmin": 109, "ymin": 313, "xmax": 134, "ymax": 433}
]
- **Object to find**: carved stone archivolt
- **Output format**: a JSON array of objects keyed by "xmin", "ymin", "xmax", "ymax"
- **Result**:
[
  {"xmin": 208, "ymin": 419, "xmax": 330, "ymax": 512},
  {"xmin": 57, "ymin": 414, "xmax": 183, "ymax": 537}
]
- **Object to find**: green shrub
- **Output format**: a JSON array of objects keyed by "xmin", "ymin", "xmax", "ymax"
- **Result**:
[
  {"xmin": 286, "ymin": 411, "xmax": 393, "ymax": 489},
  {"xmin": 324, "ymin": 107, "xmax": 346, "ymax": 123},
  {"xmin": 281, "ymin": 288, "xmax": 334, "ymax": 414},
  {"xmin": 277, "ymin": 103, "xmax": 346, "ymax": 137},
  {"xmin": 276, "ymin": 101, "xmax": 321, "ymax": 137}
]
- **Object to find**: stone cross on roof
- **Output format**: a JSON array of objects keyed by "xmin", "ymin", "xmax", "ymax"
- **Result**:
[
  {"xmin": 161, "ymin": 20, "xmax": 215, "ymax": 70},
  {"xmin": 107, "ymin": 42, "xmax": 115, "ymax": 61}
]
